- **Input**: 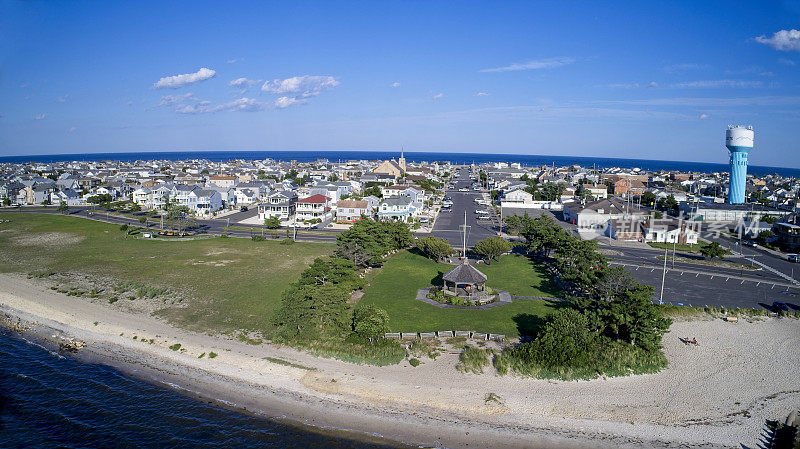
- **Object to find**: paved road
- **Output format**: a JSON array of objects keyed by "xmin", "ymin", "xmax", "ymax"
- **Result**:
[
  {"xmin": 432, "ymin": 167, "xmax": 497, "ymax": 247},
  {"xmin": 0, "ymin": 206, "xmax": 340, "ymax": 244}
]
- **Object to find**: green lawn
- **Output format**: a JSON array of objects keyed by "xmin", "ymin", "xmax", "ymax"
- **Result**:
[
  {"xmin": 358, "ymin": 250, "xmax": 564, "ymax": 337},
  {"xmin": 0, "ymin": 213, "xmax": 333, "ymax": 334},
  {"xmin": 647, "ymin": 242, "xmax": 708, "ymax": 253}
]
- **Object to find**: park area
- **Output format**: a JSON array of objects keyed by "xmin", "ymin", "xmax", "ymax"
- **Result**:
[
  {"xmin": 0, "ymin": 213, "xmax": 334, "ymax": 334},
  {"xmin": 358, "ymin": 249, "xmax": 564, "ymax": 337}
]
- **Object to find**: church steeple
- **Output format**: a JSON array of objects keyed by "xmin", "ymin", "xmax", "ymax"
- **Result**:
[{"xmin": 398, "ymin": 146, "xmax": 406, "ymax": 172}]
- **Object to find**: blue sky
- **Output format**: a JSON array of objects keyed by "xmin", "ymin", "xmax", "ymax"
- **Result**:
[{"xmin": 1, "ymin": 0, "xmax": 799, "ymax": 166}]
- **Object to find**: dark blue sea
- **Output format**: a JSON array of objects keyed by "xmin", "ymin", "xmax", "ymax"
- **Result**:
[
  {"xmin": 0, "ymin": 329, "xmax": 399, "ymax": 448},
  {"xmin": 1, "ymin": 150, "xmax": 798, "ymax": 178}
]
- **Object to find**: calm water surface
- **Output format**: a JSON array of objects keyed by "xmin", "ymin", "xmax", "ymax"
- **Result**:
[{"xmin": 0, "ymin": 329, "xmax": 400, "ymax": 448}]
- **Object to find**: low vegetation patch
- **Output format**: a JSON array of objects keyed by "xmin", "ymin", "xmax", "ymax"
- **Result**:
[
  {"xmin": 264, "ymin": 357, "xmax": 316, "ymax": 371},
  {"xmin": 457, "ymin": 346, "xmax": 492, "ymax": 374}
]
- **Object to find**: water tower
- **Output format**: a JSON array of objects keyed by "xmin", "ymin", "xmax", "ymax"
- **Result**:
[{"xmin": 726, "ymin": 125, "xmax": 754, "ymax": 204}]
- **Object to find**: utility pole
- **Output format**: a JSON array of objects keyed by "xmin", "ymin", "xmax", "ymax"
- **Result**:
[
  {"xmin": 659, "ymin": 245, "xmax": 668, "ymax": 304},
  {"xmin": 459, "ymin": 210, "xmax": 470, "ymax": 260},
  {"xmin": 672, "ymin": 238, "xmax": 676, "ymax": 269}
]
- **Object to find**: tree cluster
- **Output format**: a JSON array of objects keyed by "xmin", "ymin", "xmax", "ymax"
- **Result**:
[
  {"xmin": 416, "ymin": 236, "xmax": 455, "ymax": 261},
  {"xmin": 335, "ymin": 218, "xmax": 412, "ymax": 267},
  {"xmin": 497, "ymin": 215, "xmax": 672, "ymax": 378}
]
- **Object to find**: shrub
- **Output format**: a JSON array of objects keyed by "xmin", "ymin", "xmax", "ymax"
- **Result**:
[
  {"xmin": 251, "ymin": 235, "xmax": 266, "ymax": 241},
  {"xmin": 458, "ymin": 346, "xmax": 491, "ymax": 374},
  {"xmin": 409, "ymin": 358, "xmax": 420, "ymax": 367},
  {"xmin": 280, "ymin": 238, "xmax": 294, "ymax": 245},
  {"xmin": 169, "ymin": 343, "xmax": 181, "ymax": 351},
  {"xmin": 448, "ymin": 296, "xmax": 469, "ymax": 306},
  {"xmin": 208, "ymin": 352, "xmax": 218, "ymax": 358}
]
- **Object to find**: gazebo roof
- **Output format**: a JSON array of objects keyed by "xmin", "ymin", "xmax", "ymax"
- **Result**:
[{"xmin": 442, "ymin": 261, "xmax": 487, "ymax": 284}]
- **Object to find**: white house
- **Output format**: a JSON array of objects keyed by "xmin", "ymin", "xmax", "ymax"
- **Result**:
[
  {"xmin": 563, "ymin": 198, "xmax": 649, "ymax": 229},
  {"xmin": 296, "ymin": 194, "xmax": 331, "ymax": 222},
  {"xmin": 642, "ymin": 219, "xmax": 700, "ymax": 245},
  {"xmin": 336, "ymin": 199, "xmax": 373, "ymax": 223},
  {"xmin": 500, "ymin": 189, "xmax": 562, "ymax": 210},
  {"xmin": 258, "ymin": 191, "xmax": 298, "ymax": 220},
  {"xmin": 377, "ymin": 196, "xmax": 416, "ymax": 222}
]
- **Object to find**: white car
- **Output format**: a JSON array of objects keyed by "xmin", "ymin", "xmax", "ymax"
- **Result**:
[{"xmin": 475, "ymin": 209, "xmax": 484, "ymax": 214}]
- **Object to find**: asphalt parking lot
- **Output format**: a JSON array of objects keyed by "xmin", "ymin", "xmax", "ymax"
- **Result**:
[{"xmin": 432, "ymin": 168, "xmax": 498, "ymax": 247}]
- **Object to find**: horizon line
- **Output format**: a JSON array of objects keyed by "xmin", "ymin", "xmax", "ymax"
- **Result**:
[{"xmin": 1, "ymin": 149, "xmax": 798, "ymax": 172}]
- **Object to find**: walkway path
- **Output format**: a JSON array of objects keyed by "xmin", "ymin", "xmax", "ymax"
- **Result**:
[{"xmin": 415, "ymin": 288, "xmax": 512, "ymax": 309}]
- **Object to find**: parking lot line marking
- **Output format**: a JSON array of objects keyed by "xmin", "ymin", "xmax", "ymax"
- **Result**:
[{"xmin": 741, "ymin": 280, "xmax": 745, "ymax": 284}]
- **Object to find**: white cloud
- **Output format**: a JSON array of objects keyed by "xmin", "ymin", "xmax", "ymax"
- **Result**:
[
  {"xmin": 476, "ymin": 92, "xmax": 490, "ymax": 96},
  {"xmin": 391, "ymin": 82, "xmax": 401, "ymax": 88},
  {"xmin": 480, "ymin": 57, "xmax": 575, "ymax": 73},
  {"xmin": 220, "ymin": 97, "xmax": 264, "ymax": 112},
  {"xmin": 153, "ymin": 67, "xmax": 216, "ymax": 89},
  {"xmin": 274, "ymin": 96, "xmax": 306, "ymax": 109},
  {"xmin": 157, "ymin": 93, "xmax": 198, "ymax": 107},
  {"xmin": 433, "ymin": 93, "xmax": 444, "ymax": 100},
  {"xmin": 779, "ymin": 58, "xmax": 797, "ymax": 66},
  {"xmin": 759, "ymin": 71, "xmax": 775, "ymax": 77},
  {"xmin": 34, "ymin": 113, "xmax": 47, "ymax": 120},
  {"xmin": 56, "ymin": 94, "xmax": 70, "ymax": 103},
  {"xmin": 664, "ymin": 63, "xmax": 709, "ymax": 74},
  {"xmin": 261, "ymin": 75, "xmax": 339, "ymax": 97},
  {"xmin": 755, "ymin": 29, "xmax": 800, "ymax": 52},
  {"xmin": 229, "ymin": 77, "xmax": 259, "ymax": 88},
  {"xmin": 226, "ymin": 58, "xmax": 240, "ymax": 64},
  {"xmin": 671, "ymin": 79, "xmax": 762, "ymax": 89},
  {"xmin": 600, "ymin": 95, "xmax": 800, "ymax": 107},
  {"xmin": 176, "ymin": 97, "xmax": 264, "ymax": 114},
  {"xmin": 606, "ymin": 81, "xmax": 657, "ymax": 89},
  {"xmin": 68, "ymin": 126, "xmax": 77, "ymax": 132},
  {"xmin": 699, "ymin": 113, "xmax": 709, "ymax": 120}
]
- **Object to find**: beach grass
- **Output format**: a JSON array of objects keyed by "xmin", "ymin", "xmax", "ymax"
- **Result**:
[
  {"xmin": 0, "ymin": 213, "xmax": 334, "ymax": 334},
  {"xmin": 358, "ymin": 250, "xmax": 564, "ymax": 337}
]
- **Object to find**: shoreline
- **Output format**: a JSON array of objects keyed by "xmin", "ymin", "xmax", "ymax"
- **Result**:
[{"xmin": 2, "ymin": 273, "xmax": 799, "ymax": 448}]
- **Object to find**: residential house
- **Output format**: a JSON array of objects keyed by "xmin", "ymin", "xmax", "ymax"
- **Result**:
[
  {"xmin": 563, "ymin": 198, "xmax": 649, "ymax": 229},
  {"xmin": 336, "ymin": 199, "xmax": 373, "ymax": 223},
  {"xmin": 207, "ymin": 175, "xmax": 239, "ymax": 188},
  {"xmin": 296, "ymin": 194, "xmax": 331, "ymax": 222},
  {"xmin": 50, "ymin": 189, "xmax": 83, "ymax": 206},
  {"xmin": 377, "ymin": 196, "xmax": 416, "ymax": 222},
  {"xmin": 581, "ymin": 184, "xmax": 608, "ymax": 199},
  {"xmin": 258, "ymin": 191, "xmax": 298, "ymax": 220},
  {"xmin": 614, "ymin": 178, "xmax": 646, "ymax": 198},
  {"xmin": 642, "ymin": 219, "xmax": 700, "ymax": 245}
]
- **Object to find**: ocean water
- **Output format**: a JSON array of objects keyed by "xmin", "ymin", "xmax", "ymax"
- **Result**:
[
  {"xmin": 1, "ymin": 150, "xmax": 798, "ymax": 178},
  {"xmin": 0, "ymin": 330, "xmax": 399, "ymax": 448}
]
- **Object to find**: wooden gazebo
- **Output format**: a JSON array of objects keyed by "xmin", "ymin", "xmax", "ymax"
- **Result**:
[{"xmin": 442, "ymin": 260, "xmax": 488, "ymax": 300}]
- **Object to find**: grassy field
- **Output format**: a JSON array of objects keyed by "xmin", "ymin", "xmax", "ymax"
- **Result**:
[
  {"xmin": 0, "ymin": 213, "xmax": 333, "ymax": 334},
  {"xmin": 358, "ymin": 250, "xmax": 563, "ymax": 337},
  {"xmin": 646, "ymin": 241, "xmax": 726, "ymax": 253}
]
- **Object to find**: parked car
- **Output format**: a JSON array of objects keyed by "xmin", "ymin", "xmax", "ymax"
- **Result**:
[
  {"xmin": 240, "ymin": 205, "xmax": 248, "ymax": 211},
  {"xmin": 788, "ymin": 254, "xmax": 799, "ymax": 263},
  {"xmin": 772, "ymin": 301, "xmax": 790, "ymax": 312}
]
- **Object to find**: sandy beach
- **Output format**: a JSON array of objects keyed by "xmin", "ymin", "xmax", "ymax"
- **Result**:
[{"xmin": 2, "ymin": 272, "xmax": 798, "ymax": 449}]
